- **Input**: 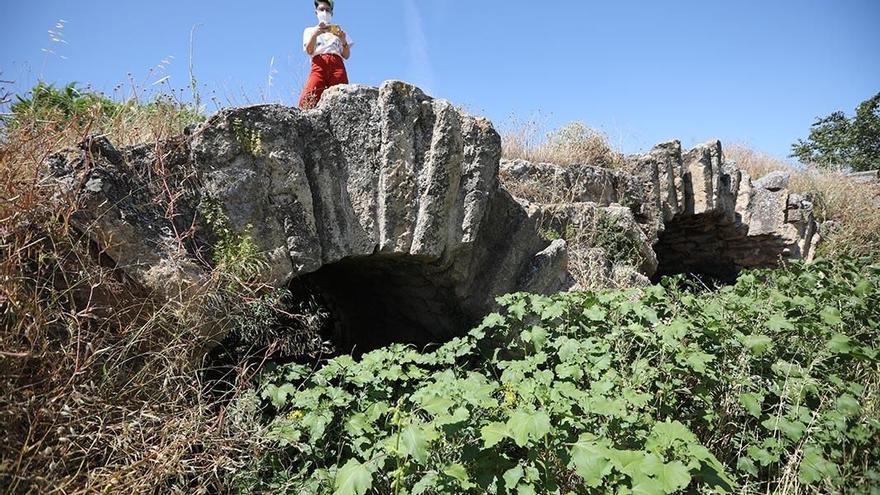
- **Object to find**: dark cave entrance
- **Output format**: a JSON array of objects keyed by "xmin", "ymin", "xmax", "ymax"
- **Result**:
[
  {"xmin": 650, "ymin": 211, "xmax": 746, "ymax": 285},
  {"xmin": 204, "ymin": 254, "xmax": 477, "ymax": 402},
  {"xmin": 289, "ymin": 254, "xmax": 476, "ymax": 356}
]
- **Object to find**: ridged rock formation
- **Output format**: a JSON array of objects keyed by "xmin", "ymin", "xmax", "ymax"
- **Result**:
[
  {"xmin": 501, "ymin": 140, "xmax": 819, "ymax": 283},
  {"xmin": 45, "ymin": 81, "xmax": 568, "ymax": 350},
  {"xmin": 46, "ymin": 81, "xmax": 819, "ymax": 349}
]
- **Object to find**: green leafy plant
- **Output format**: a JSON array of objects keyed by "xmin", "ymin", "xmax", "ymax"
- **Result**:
[
  {"xmin": 3, "ymin": 82, "xmax": 205, "ymax": 137},
  {"xmin": 591, "ymin": 212, "xmax": 642, "ymax": 266},
  {"xmin": 241, "ymin": 258, "xmax": 880, "ymax": 494},
  {"xmin": 8, "ymin": 81, "xmax": 121, "ymax": 127},
  {"xmin": 199, "ymin": 196, "xmax": 265, "ymax": 279},
  {"xmin": 232, "ymin": 117, "xmax": 264, "ymax": 157},
  {"xmin": 791, "ymin": 92, "xmax": 880, "ymax": 171}
]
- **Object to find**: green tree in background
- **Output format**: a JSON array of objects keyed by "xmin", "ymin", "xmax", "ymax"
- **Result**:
[{"xmin": 790, "ymin": 92, "xmax": 880, "ymax": 171}]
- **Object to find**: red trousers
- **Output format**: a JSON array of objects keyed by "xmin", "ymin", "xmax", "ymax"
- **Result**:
[{"xmin": 298, "ymin": 54, "xmax": 349, "ymax": 109}]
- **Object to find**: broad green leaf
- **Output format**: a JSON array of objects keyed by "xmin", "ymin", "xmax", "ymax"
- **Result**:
[
  {"xmin": 540, "ymin": 302, "xmax": 566, "ymax": 321},
  {"xmin": 658, "ymin": 319, "xmax": 690, "ymax": 345},
  {"xmin": 481, "ymin": 312, "xmax": 505, "ymax": 328},
  {"xmin": 638, "ymin": 453, "xmax": 664, "ymax": 476},
  {"xmin": 647, "ymin": 421, "xmax": 696, "ymax": 451},
  {"xmin": 333, "ymin": 459, "xmax": 372, "ymax": 495},
  {"xmin": 443, "ymin": 463, "xmax": 474, "ymax": 489},
  {"xmin": 411, "ymin": 472, "xmax": 439, "ymax": 495},
  {"xmin": 827, "ymin": 333, "xmax": 853, "ymax": 354},
  {"xmin": 516, "ymin": 484, "xmax": 537, "ymax": 495},
  {"xmin": 590, "ymin": 396, "xmax": 627, "ymax": 417},
  {"xmin": 364, "ymin": 401, "xmax": 390, "ymax": 422},
  {"xmin": 302, "ymin": 411, "xmax": 332, "ymax": 440},
  {"xmin": 569, "ymin": 435, "xmax": 611, "ymax": 487},
  {"xmin": 435, "ymin": 406, "xmax": 470, "ymax": 426},
  {"xmin": 771, "ymin": 360, "xmax": 806, "ymax": 378},
  {"xmin": 798, "ymin": 450, "xmax": 839, "ymax": 485},
  {"xmin": 606, "ymin": 448, "xmax": 645, "ymax": 477},
  {"xmin": 737, "ymin": 456, "xmax": 758, "ymax": 476},
  {"xmin": 583, "ymin": 306, "xmax": 607, "ymax": 322},
  {"xmin": 525, "ymin": 325, "xmax": 548, "ymax": 350},
  {"xmin": 684, "ymin": 350, "xmax": 715, "ymax": 374},
  {"xmin": 508, "ymin": 300, "xmax": 528, "ymax": 320},
  {"xmin": 742, "ymin": 334, "xmax": 773, "ymax": 355},
  {"xmin": 262, "ymin": 383, "xmax": 296, "ymax": 408},
  {"xmin": 779, "ymin": 418, "xmax": 806, "ymax": 442},
  {"xmin": 460, "ymin": 374, "xmax": 498, "ymax": 408},
  {"xmin": 651, "ymin": 461, "xmax": 691, "ymax": 492},
  {"xmin": 502, "ymin": 464, "xmax": 524, "ymax": 490},
  {"xmin": 746, "ymin": 446, "xmax": 776, "ymax": 466},
  {"xmin": 820, "ymin": 306, "xmax": 843, "ymax": 326},
  {"xmin": 836, "ymin": 394, "xmax": 861, "ymax": 417},
  {"xmin": 853, "ymin": 278, "xmax": 872, "ymax": 296},
  {"xmin": 400, "ymin": 424, "xmax": 437, "ymax": 464},
  {"xmin": 345, "ymin": 413, "xmax": 370, "ymax": 436},
  {"xmin": 766, "ymin": 313, "xmax": 795, "ymax": 332},
  {"xmin": 739, "ymin": 393, "xmax": 763, "ymax": 418},
  {"xmin": 418, "ymin": 394, "xmax": 454, "ymax": 416},
  {"xmin": 480, "ymin": 421, "xmax": 509, "ymax": 449},
  {"xmin": 556, "ymin": 338, "xmax": 581, "ymax": 362},
  {"xmin": 506, "ymin": 410, "xmax": 552, "ymax": 447},
  {"xmin": 269, "ymin": 423, "xmax": 301, "ymax": 446},
  {"xmin": 630, "ymin": 477, "xmax": 665, "ymax": 495}
]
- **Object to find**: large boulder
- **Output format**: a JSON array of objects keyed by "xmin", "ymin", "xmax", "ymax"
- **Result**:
[{"xmin": 45, "ymin": 81, "xmax": 569, "ymax": 349}]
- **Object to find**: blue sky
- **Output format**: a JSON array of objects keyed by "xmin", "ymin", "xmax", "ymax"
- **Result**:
[{"xmin": 2, "ymin": 0, "xmax": 878, "ymax": 160}]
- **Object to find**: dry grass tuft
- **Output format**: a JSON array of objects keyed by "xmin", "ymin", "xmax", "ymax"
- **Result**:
[
  {"xmin": 724, "ymin": 143, "xmax": 793, "ymax": 179},
  {"xmin": 501, "ymin": 120, "xmax": 625, "ymax": 169},
  {"xmin": 0, "ymin": 91, "xmax": 305, "ymax": 493},
  {"xmin": 789, "ymin": 170, "xmax": 880, "ymax": 260}
]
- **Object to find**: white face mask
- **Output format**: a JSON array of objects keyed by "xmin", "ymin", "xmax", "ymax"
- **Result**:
[{"xmin": 317, "ymin": 10, "xmax": 332, "ymax": 24}]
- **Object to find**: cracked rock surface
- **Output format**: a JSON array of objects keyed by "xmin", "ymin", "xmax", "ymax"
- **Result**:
[
  {"xmin": 45, "ymin": 82, "xmax": 821, "ymax": 348},
  {"xmin": 45, "ymin": 81, "xmax": 567, "ymax": 347},
  {"xmin": 502, "ymin": 140, "xmax": 819, "ymax": 283}
]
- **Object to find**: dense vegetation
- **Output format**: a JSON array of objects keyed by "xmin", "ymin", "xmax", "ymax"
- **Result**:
[
  {"xmin": 790, "ymin": 92, "xmax": 880, "ymax": 172},
  {"xmin": 2, "ymin": 82, "xmax": 878, "ymax": 494},
  {"xmin": 244, "ymin": 258, "xmax": 879, "ymax": 494}
]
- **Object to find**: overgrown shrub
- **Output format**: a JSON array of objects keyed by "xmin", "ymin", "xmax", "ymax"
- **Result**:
[
  {"xmin": 2, "ymin": 82, "xmax": 204, "ymax": 147},
  {"xmin": 0, "ymin": 83, "xmax": 290, "ymax": 493},
  {"xmin": 502, "ymin": 120, "xmax": 624, "ymax": 169},
  {"xmin": 790, "ymin": 92, "xmax": 880, "ymax": 172},
  {"xmin": 250, "ymin": 258, "xmax": 879, "ymax": 494},
  {"xmin": 541, "ymin": 210, "xmax": 647, "ymax": 289}
]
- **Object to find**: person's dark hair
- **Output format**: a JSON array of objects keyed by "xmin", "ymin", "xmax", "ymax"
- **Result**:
[{"xmin": 314, "ymin": 0, "xmax": 333, "ymax": 11}]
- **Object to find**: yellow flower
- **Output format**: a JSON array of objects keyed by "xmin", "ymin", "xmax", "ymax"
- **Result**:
[{"xmin": 502, "ymin": 386, "xmax": 517, "ymax": 408}]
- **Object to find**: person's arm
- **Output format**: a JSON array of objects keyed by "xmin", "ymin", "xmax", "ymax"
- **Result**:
[
  {"xmin": 304, "ymin": 25, "xmax": 330, "ymax": 55},
  {"xmin": 337, "ymin": 28, "xmax": 352, "ymax": 60}
]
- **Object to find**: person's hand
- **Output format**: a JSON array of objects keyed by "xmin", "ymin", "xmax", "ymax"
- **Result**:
[
  {"xmin": 315, "ymin": 23, "xmax": 331, "ymax": 35},
  {"xmin": 334, "ymin": 26, "xmax": 347, "ymax": 41}
]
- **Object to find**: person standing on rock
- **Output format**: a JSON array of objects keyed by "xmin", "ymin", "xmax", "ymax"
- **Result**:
[{"xmin": 298, "ymin": 0, "xmax": 353, "ymax": 109}]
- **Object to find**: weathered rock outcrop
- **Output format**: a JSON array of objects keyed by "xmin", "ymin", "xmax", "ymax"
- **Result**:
[
  {"xmin": 501, "ymin": 140, "xmax": 819, "ymax": 282},
  {"xmin": 847, "ymin": 170, "xmax": 880, "ymax": 209},
  {"xmin": 45, "ymin": 81, "xmax": 820, "ymax": 350},
  {"xmin": 45, "ymin": 81, "xmax": 568, "ymax": 350},
  {"xmin": 846, "ymin": 170, "xmax": 880, "ymax": 185}
]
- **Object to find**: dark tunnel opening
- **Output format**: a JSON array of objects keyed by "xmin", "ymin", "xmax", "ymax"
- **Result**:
[
  {"xmin": 650, "ymin": 211, "xmax": 746, "ymax": 285},
  {"xmin": 289, "ymin": 254, "xmax": 476, "ymax": 356},
  {"xmin": 203, "ymin": 254, "xmax": 479, "ymax": 403}
]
